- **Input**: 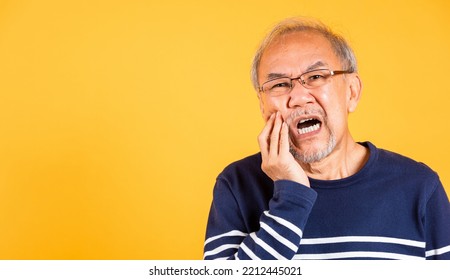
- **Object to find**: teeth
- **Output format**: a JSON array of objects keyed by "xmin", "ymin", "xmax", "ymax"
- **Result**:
[
  {"xmin": 300, "ymin": 118, "xmax": 313, "ymax": 124},
  {"xmin": 298, "ymin": 123, "xmax": 321, "ymax": 135}
]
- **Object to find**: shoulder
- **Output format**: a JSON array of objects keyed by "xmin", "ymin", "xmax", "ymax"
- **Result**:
[
  {"xmin": 371, "ymin": 142, "xmax": 438, "ymax": 180},
  {"xmin": 366, "ymin": 142, "xmax": 440, "ymax": 195},
  {"xmin": 220, "ymin": 153, "xmax": 263, "ymax": 177},
  {"xmin": 216, "ymin": 152, "xmax": 272, "ymax": 195}
]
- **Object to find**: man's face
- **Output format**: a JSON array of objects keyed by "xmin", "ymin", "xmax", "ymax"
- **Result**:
[{"xmin": 257, "ymin": 31, "xmax": 359, "ymax": 163}]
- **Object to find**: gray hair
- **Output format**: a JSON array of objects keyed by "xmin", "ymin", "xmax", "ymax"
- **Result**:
[{"xmin": 251, "ymin": 17, "xmax": 358, "ymax": 90}]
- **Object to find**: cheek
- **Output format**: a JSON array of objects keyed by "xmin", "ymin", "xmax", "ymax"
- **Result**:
[
  {"xmin": 325, "ymin": 102, "xmax": 348, "ymax": 131},
  {"xmin": 315, "ymin": 91, "xmax": 347, "ymax": 125},
  {"xmin": 260, "ymin": 96, "xmax": 288, "ymax": 120}
]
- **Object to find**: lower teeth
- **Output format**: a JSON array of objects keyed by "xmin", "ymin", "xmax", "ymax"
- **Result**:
[{"xmin": 298, "ymin": 123, "xmax": 320, "ymax": 135}]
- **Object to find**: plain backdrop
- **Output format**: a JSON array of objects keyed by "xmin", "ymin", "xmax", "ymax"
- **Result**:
[{"xmin": 0, "ymin": 0, "xmax": 449, "ymax": 259}]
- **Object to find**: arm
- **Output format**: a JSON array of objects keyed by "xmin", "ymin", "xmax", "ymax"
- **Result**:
[
  {"xmin": 425, "ymin": 178, "xmax": 450, "ymax": 260},
  {"xmin": 204, "ymin": 112, "xmax": 316, "ymax": 260},
  {"xmin": 203, "ymin": 177, "xmax": 316, "ymax": 260}
]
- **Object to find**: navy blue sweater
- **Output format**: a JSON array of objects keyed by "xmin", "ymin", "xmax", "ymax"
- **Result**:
[{"xmin": 204, "ymin": 142, "xmax": 450, "ymax": 260}]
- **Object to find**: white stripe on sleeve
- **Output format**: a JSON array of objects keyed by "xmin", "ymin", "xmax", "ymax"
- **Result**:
[
  {"xmin": 240, "ymin": 242, "xmax": 261, "ymax": 260},
  {"xmin": 263, "ymin": 211, "xmax": 303, "ymax": 237},
  {"xmin": 426, "ymin": 244, "xmax": 450, "ymax": 257},
  {"xmin": 203, "ymin": 244, "xmax": 240, "ymax": 258},
  {"xmin": 249, "ymin": 232, "xmax": 287, "ymax": 260},
  {"xmin": 204, "ymin": 230, "xmax": 248, "ymax": 246},
  {"xmin": 260, "ymin": 222, "xmax": 298, "ymax": 252}
]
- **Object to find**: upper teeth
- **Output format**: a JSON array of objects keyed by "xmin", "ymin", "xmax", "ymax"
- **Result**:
[{"xmin": 300, "ymin": 118, "xmax": 313, "ymax": 124}]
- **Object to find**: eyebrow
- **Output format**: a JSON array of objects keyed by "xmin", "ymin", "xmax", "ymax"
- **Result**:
[
  {"xmin": 305, "ymin": 61, "xmax": 328, "ymax": 72},
  {"xmin": 266, "ymin": 72, "xmax": 287, "ymax": 80},
  {"xmin": 265, "ymin": 61, "xmax": 329, "ymax": 81}
]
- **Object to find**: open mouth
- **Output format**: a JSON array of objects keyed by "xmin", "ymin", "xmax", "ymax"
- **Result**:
[{"xmin": 297, "ymin": 118, "xmax": 322, "ymax": 135}]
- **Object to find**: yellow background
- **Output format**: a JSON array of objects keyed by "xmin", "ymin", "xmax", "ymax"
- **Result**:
[{"xmin": 0, "ymin": 0, "xmax": 449, "ymax": 259}]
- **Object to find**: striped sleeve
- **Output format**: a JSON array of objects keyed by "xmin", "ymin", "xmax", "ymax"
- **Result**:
[
  {"xmin": 204, "ymin": 179, "xmax": 317, "ymax": 260},
  {"xmin": 424, "ymin": 178, "xmax": 450, "ymax": 260}
]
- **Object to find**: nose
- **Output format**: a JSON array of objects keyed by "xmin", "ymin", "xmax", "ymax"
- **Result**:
[{"xmin": 287, "ymin": 79, "xmax": 315, "ymax": 108}]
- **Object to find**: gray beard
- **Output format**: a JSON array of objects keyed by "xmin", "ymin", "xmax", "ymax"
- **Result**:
[{"xmin": 289, "ymin": 134, "xmax": 336, "ymax": 163}]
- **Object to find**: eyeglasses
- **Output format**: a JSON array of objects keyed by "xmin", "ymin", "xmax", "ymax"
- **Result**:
[{"xmin": 259, "ymin": 69, "xmax": 352, "ymax": 96}]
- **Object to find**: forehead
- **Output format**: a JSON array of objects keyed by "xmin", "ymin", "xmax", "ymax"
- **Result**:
[{"xmin": 259, "ymin": 31, "xmax": 339, "ymax": 78}]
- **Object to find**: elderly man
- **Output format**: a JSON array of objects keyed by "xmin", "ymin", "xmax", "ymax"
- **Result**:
[{"xmin": 204, "ymin": 18, "xmax": 450, "ymax": 260}]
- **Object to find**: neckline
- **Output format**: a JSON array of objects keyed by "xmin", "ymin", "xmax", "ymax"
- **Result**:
[{"xmin": 308, "ymin": 141, "xmax": 377, "ymax": 189}]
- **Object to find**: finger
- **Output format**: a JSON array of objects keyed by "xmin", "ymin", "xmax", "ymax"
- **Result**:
[
  {"xmin": 258, "ymin": 113, "xmax": 276, "ymax": 158},
  {"xmin": 269, "ymin": 112, "xmax": 283, "ymax": 158},
  {"xmin": 279, "ymin": 122, "xmax": 290, "ymax": 155}
]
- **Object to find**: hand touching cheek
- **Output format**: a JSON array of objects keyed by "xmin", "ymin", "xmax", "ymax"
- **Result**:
[{"xmin": 258, "ymin": 112, "xmax": 310, "ymax": 187}]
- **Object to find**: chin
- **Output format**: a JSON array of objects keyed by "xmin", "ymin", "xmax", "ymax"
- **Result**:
[{"xmin": 289, "ymin": 135, "xmax": 336, "ymax": 163}]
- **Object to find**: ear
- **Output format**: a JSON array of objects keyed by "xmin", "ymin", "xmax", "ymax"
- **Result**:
[{"xmin": 347, "ymin": 74, "xmax": 362, "ymax": 113}]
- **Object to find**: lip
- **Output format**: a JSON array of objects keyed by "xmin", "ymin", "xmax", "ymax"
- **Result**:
[{"xmin": 289, "ymin": 114, "xmax": 323, "ymax": 139}]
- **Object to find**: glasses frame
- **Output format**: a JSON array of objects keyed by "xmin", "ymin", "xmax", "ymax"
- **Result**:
[{"xmin": 258, "ymin": 69, "xmax": 353, "ymax": 95}]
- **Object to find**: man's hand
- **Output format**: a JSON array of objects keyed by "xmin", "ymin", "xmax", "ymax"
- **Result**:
[{"xmin": 258, "ymin": 112, "xmax": 310, "ymax": 187}]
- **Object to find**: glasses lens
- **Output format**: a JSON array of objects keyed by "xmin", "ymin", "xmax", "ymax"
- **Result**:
[
  {"xmin": 302, "ymin": 69, "xmax": 332, "ymax": 88},
  {"xmin": 262, "ymin": 78, "xmax": 292, "ymax": 95}
]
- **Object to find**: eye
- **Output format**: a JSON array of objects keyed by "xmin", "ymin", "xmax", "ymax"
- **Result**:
[
  {"xmin": 270, "ymin": 82, "xmax": 291, "ymax": 89},
  {"xmin": 308, "ymin": 74, "xmax": 326, "ymax": 81}
]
